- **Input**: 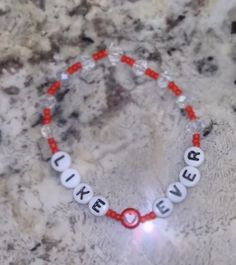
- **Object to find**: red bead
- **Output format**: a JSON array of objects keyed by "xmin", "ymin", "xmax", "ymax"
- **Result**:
[
  {"xmin": 43, "ymin": 108, "xmax": 51, "ymax": 124},
  {"xmin": 47, "ymin": 81, "xmax": 61, "ymax": 95},
  {"xmin": 92, "ymin": 50, "xmax": 108, "ymax": 61},
  {"xmin": 120, "ymin": 55, "xmax": 136, "ymax": 66},
  {"xmin": 67, "ymin": 62, "xmax": 82, "ymax": 75},
  {"xmin": 148, "ymin": 211, "xmax": 157, "ymax": 219},
  {"xmin": 192, "ymin": 132, "xmax": 201, "ymax": 147},
  {"xmin": 185, "ymin": 105, "xmax": 197, "ymax": 120},
  {"xmin": 48, "ymin": 138, "xmax": 59, "ymax": 153},
  {"xmin": 168, "ymin": 81, "xmax": 183, "ymax": 96},
  {"xmin": 145, "ymin": 68, "xmax": 160, "ymax": 80}
]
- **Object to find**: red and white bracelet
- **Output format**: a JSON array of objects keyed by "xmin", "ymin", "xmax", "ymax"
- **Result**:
[{"xmin": 39, "ymin": 44, "xmax": 206, "ymax": 229}]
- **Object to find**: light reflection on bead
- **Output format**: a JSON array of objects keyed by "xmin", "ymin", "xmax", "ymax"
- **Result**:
[
  {"xmin": 108, "ymin": 43, "xmax": 123, "ymax": 65},
  {"xmin": 132, "ymin": 60, "xmax": 148, "ymax": 76},
  {"xmin": 41, "ymin": 125, "xmax": 53, "ymax": 138}
]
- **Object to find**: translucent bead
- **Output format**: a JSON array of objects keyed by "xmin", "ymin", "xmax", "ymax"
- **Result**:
[
  {"xmin": 157, "ymin": 71, "xmax": 172, "ymax": 89},
  {"xmin": 41, "ymin": 125, "xmax": 53, "ymax": 138},
  {"xmin": 56, "ymin": 71, "xmax": 70, "ymax": 86},
  {"xmin": 39, "ymin": 94, "xmax": 56, "ymax": 111},
  {"xmin": 176, "ymin": 95, "xmax": 188, "ymax": 109},
  {"xmin": 80, "ymin": 55, "xmax": 95, "ymax": 72},
  {"xmin": 132, "ymin": 60, "xmax": 148, "ymax": 76},
  {"xmin": 108, "ymin": 43, "xmax": 123, "ymax": 65},
  {"xmin": 185, "ymin": 119, "xmax": 206, "ymax": 134}
]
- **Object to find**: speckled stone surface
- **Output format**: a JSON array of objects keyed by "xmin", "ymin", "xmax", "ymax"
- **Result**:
[{"xmin": 0, "ymin": 0, "xmax": 236, "ymax": 264}]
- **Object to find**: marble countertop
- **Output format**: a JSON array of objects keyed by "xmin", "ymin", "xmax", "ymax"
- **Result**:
[{"xmin": 0, "ymin": 0, "xmax": 236, "ymax": 264}]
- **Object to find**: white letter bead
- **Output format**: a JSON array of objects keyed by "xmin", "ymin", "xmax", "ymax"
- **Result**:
[
  {"xmin": 89, "ymin": 196, "xmax": 109, "ymax": 216},
  {"xmin": 167, "ymin": 182, "xmax": 187, "ymax": 203},
  {"xmin": 152, "ymin": 197, "xmax": 173, "ymax": 218},
  {"xmin": 51, "ymin": 151, "xmax": 71, "ymax": 172},
  {"xmin": 60, "ymin": 168, "xmax": 80, "ymax": 189},
  {"xmin": 179, "ymin": 166, "xmax": 201, "ymax": 187},
  {"xmin": 73, "ymin": 183, "xmax": 93, "ymax": 204},
  {"xmin": 184, "ymin": 146, "xmax": 205, "ymax": 167}
]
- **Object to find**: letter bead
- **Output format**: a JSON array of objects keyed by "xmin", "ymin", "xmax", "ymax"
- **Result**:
[
  {"xmin": 60, "ymin": 168, "xmax": 81, "ymax": 189},
  {"xmin": 51, "ymin": 151, "xmax": 71, "ymax": 172},
  {"xmin": 73, "ymin": 183, "xmax": 93, "ymax": 204},
  {"xmin": 179, "ymin": 166, "xmax": 201, "ymax": 187},
  {"xmin": 167, "ymin": 182, "xmax": 187, "ymax": 203},
  {"xmin": 184, "ymin": 146, "xmax": 204, "ymax": 167},
  {"xmin": 152, "ymin": 197, "xmax": 173, "ymax": 218},
  {"xmin": 89, "ymin": 196, "xmax": 109, "ymax": 216}
]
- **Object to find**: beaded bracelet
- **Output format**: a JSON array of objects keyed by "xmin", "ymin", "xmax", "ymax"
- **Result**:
[{"xmin": 39, "ymin": 44, "xmax": 206, "ymax": 229}]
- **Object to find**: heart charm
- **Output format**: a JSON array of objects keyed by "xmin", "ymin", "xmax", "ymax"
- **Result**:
[
  {"xmin": 125, "ymin": 213, "xmax": 137, "ymax": 224},
  {"xmin": 121, "ymin": 208, "xmax": 141, "ymax": 229}
]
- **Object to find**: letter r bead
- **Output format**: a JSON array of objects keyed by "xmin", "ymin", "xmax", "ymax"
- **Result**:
[{"xmin": 184, "ymin": 147, "xmax": 205, "ymax": 167}]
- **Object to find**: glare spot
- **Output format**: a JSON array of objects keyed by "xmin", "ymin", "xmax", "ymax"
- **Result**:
[{"xmin": 142, "ymin": 221, "xmax": 154, "ymax": 233}]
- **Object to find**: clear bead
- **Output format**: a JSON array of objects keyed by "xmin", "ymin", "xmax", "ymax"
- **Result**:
[
  {"xmin": 39, "ymin": 94, "xmax": 56, "ymax": 111},
  {"xmin": 132, "ymin": 60, "xmax": 148, "ymax": 76},
  {"xmin": 108, "ymin": 43, "xmax": 123, "ymax": 65},
  {"xmin": 80, "ymin": 55, "xmax": 95, "ymax": 72},
  {"xmin": 56, "ymin": 71, "xmax": 70, "ymax": 86},
  {"xmin": 176, "ymin": 95, "xmax": 188, "ymax": 109},
  {"xmin": 185, "ymin": 119, "xmax": 206, "ymax": 134},
  {"xmin": 157, "ymin": 71, "xmax": 172, "ymax": 89},
  {"xmin": 41, "ymin": 125, "xmax": 53, "ymax": 138}
]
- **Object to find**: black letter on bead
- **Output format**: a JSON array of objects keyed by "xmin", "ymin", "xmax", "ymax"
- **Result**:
[
  {"xmin": 156, "ymin": 200, "xmax": 169, "ymax": 214},
  {"xmin": 54, "ymin": 155, "xmax": 65, "ymax": 167},
  {"xmin": 76, "ymin": 186, "xmax": 90, "ymax": 200},
  {"xmin": 187, "ymin": 150, "xmax": 200, "ymax": 161},
  {"xmin": 66, "ymin": 174, "xmax": 75, "ymax": 182},
  {"xmin": 169, "ymin": 185, "xmax": 182, "ymax": 197},
  {"xmin": 182, "ymin": 169, "xmax": 196, "ymax": 182},
  {"xmin": 92, "ymin": 199, "xmax": 106, "ymax": 213}
]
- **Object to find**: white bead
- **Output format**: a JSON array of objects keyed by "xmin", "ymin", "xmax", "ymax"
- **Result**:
[
  {"xmin": 80, "ymin": 55, "xmax": 95, "ymax": 72},
  {"xmin": 51, "ymin": 151, "xmax": 71, "ymax": 172},
  {"xmin": 40, "ymin": 125, "xmax": 53, "ymax": 138},
  {"xmin": 157, "ymin": 71, "xmax": 172, "ymax": 89},
  {"xmin": 60, "ymin": 168, "xmax": 80, "ymax": 189},
  {"xmin": 89, "ymin": 196, "xmax": 109, "ymax": 216},
  {"xmin": 179, "ymin": 166, "xmax": 201, "ymax": 187},
  {"xmin": 73, "ymin": 183, "xmax": 93, "ymax": 204},
  {"xmin": 167, "ymin": 182, "xmax": 187, "ymax": 203},
  {"xmin": 39, "ymin": 94, "xmax": 56, "ymax": 111},
  {"xmin": 152, "ymin": 197, "xmax": 173, "ymax": 218},
  {"xmin": 132, "ymin": 60, "xmax": 148, "ymax": 76},
  {"xmin": 176, "ymin": 95, "xmax": 188, "ymax": 109},
  {"xmin": 108, "ymin": 43, "xmax": 123, "ymax": 65},
  {"xmin": 184, "ymin": 146, "xmax": 205, "ymax": 167}
]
